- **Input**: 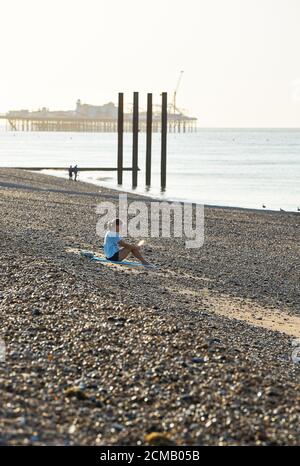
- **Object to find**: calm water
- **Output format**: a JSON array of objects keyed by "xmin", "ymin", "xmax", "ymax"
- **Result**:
[{"xmin": 0, "ymin": 128, "xmax": 299, "ymax": 211}]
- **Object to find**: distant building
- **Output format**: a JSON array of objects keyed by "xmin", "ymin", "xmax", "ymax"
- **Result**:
[
  {"xmin": 7, "ymin": 109, "xmax": 29, "ymax": 117},
  {"xmin": 7, "ymin": 101, "xmax": 118, "ymax": 120},
  {"xmin": 4, "ymin": 100, "xmax": 197, "ymax": 132},
  {"xmin": 76, "ymin": 99, "xmax": 118, "ymax": 119}
]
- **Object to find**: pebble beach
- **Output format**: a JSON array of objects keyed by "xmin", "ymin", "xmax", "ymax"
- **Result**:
[{"xmin": 0, "ymin": 168, "xmax": 299, "ymax": 446}]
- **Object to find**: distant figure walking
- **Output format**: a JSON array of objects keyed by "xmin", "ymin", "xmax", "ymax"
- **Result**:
[
  {"xmin": 68, "ymin": 165, "xmax": 73, "ymax": 180},
  {"xmin": 73, "ymin": 165, "xmax": 78, "ymax": 182}
]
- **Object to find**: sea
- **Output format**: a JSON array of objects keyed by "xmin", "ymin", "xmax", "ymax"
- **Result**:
[{"xmin": 0, "ymin": 127, "xmax": 299, "ymax": 212}]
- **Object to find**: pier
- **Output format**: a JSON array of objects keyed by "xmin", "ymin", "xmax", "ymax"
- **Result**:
[{"xmin": 0, "ymin": 103, "xmax": 197, "ymax": 133}]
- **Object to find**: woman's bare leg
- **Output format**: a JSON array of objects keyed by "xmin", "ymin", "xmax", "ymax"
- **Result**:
[
  {"xmin": 118, "ymin": 246, "xmax": 149, "ymax": 265},
  {"xmin": 130, "ymin": 246, "xmax": 150, "ymax": 265},
  {"xmin": 118, "ymin": 247, "xmax": 131, "ymax": 261}
]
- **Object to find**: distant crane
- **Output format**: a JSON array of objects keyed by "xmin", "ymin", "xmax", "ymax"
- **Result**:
[{"xmin": 172, "ymin": 70, "xmax": 184, "ymax": 115}]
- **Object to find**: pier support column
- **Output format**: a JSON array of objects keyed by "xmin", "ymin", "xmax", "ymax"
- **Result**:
[
  {"xmin": 146, "ymin": 93, "xmax": 152, "ymax": 187},
  {"xmin": 117, "ymin": 93, "xmax": 124, "ymax": 185},
  {"xmin": 132, "ymin": 92, "xmax": 139, "ymax": 188},
  {"xmin": 161, "ymin": 92, "xmax": 168, "ymax": 191}
]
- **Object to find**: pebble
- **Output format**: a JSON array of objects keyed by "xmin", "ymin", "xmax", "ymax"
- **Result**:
[
  {"xmin": 192, "ymin": 357, "xmax": 205, "ymax": 363},
  {"xmin": 0, "ymin": 168, "xmax": 299, "ymax": 446}
]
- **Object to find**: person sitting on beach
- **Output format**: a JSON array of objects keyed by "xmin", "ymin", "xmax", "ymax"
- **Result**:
[
  {"xmin": 68, "ymin": 165, "xmax": 73, "ymax": 180},
  {"xmin": 104, "ymin": 218, "xmax": 151, "ymax": 266}
]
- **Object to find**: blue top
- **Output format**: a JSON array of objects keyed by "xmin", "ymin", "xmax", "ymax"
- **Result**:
[{"xmin": 104, "ymin": 231, "xmax": 121, "ymax": 258}]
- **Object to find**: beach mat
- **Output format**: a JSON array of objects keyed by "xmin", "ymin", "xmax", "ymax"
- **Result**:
[{"xmin": 80, "ymin": 251, "xmax": 157, "ymax": 269}]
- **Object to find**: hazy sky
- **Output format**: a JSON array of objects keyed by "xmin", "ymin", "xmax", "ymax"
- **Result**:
[{"xmin": 1, "ymin": 0, "xmax": 300, "ymax": 126}]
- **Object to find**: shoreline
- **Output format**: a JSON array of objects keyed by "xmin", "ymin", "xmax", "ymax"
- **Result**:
[
  {"xmin": 34, "ymin": 168, "xmax": 300, "ymax": 215},
  {"xmin": 1, "ymin": 125, "xmax": 299, "ymax": 213},
  {"xmin": 0, "ymin": 168, "xmax": 299, "ymax": 445}
]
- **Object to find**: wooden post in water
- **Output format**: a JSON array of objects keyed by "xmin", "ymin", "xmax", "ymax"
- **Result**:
[
  {"xmin": 161, "ymin": 92, "xmax": 168, "ymax": 190},
  {"xmin": 132, "ymin": 92, "xmax": 139, "ymax": 187},
  {"xmin": 117, "ymin": 92, "xmax": 124, "ymax": 185},
  {"xmin": 146, "ymin": 93, "xmax": 152, "ymax": 186}
]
